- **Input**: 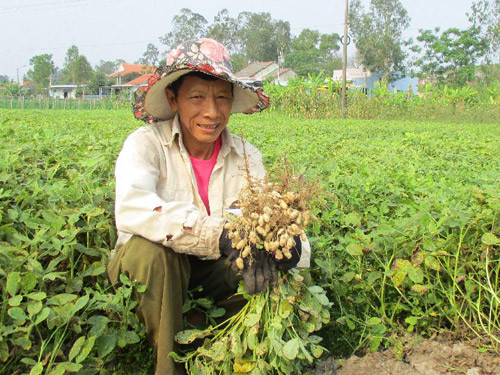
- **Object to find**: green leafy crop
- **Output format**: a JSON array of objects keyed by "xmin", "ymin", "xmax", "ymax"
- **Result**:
[
  {"xmin": 0, "ymin": 109, "xmax": 498, "ymax": 374},
  {"xmin": 173, "ymin": 271, "xmax": 331, "ymax": 374}
]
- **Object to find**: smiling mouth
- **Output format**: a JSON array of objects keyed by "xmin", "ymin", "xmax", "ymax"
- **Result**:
[{"xmin": 198, "ymin": 124, "xmax": 218, "ymax": 130}]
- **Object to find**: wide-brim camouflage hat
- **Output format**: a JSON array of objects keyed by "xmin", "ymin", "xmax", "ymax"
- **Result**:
[{"xmin": 133, "ymin": 38, "xmax": 270, "ymax": 123}]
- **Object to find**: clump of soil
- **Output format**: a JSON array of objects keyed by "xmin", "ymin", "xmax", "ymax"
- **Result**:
[{"xmin": 313, "ymin": 336, "xmax": 500, "ymax": 375}]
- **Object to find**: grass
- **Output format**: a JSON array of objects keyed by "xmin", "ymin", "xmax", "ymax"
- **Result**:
[{"xmin": 0, "ymin": 109, "xmax": 499, "ymax": 373}]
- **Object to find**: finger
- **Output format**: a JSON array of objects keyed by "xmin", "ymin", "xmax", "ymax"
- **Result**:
[
  {"xmin": 227, "ymin": 249, "xmax": 239, "ymax": 262},
  {"xmin": 261, "ymin": 255, "xmax": 270, "ymax": 290},
  {"xmin": 243, "ymin": 267, "xmax": 256, "ymax": 295},
  {"xmin": 254, "ymin": 262, "xmax": 266, "ymax": 294},
  {"xmin": 269, "ymin": 257, "xmax": 278, "ymax": 286}
]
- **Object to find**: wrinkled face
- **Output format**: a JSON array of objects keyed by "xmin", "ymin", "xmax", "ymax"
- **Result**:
[{"xmin": 166, "ymin": 76, "xmax": 233, "ymax": 157}]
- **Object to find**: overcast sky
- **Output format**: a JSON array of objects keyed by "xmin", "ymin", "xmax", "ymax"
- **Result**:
[{"xmin": 0, "ymin": 0, "xmax": 475, "ymax": 81}]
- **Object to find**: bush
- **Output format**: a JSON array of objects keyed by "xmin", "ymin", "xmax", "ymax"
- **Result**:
[
  {"xmin": 263, "ymin": 75, "xmax": 500, "ymax": 123},
  {"xmin": 0, "ymin": 110, "xmax": 153, "ymax": 374},
  {"xmin": 0, "ymin": 110, "xmax": 498, "ymax": 374}
]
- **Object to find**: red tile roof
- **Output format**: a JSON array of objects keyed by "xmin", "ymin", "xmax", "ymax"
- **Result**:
[
  {"xmin": 125, "ymin": 73, "xmax": 154, "ymax": 85},
  {"xmin": 108, "ymin": 63, "xmax": 154, "ymax": 77}
]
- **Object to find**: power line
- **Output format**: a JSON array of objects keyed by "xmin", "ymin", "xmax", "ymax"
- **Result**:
[
  {"xmin": 1, "ymin": 0, "xmax": 95, "ymax": 11},
  {"xmin": 0, "ymin": 0, "xmax": 121, "ymax": 15},
  {"xmin": 290, "ymin": 23, "xmax": 345, "ymax": 30},
  {"xmin": 1, "ymin": 40, "xmax": 156, "ymax": 54}
]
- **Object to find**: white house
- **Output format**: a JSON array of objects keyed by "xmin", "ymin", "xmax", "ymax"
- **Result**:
[
  {"xmin": 49, "ymin": 85, "xmax": 86, "ymax": 99},
  {"xmin": 332, "ymin": 69, "xmax": 419, "ymax": 93}
]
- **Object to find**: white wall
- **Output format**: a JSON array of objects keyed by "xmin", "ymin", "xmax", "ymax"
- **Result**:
[{"xmin": 49, "ymin": 87, "xmax": 77, "ymax": 99}]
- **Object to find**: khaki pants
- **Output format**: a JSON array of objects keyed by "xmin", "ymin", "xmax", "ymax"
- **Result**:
[{"xmin": 107, "ymin": 235, "xmax": 243, "ymax": 375}]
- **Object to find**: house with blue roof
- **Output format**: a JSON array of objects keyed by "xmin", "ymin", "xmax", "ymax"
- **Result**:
[{"xmin": 332, "ymin": 69, "xmax": 419, "ymax": 94}]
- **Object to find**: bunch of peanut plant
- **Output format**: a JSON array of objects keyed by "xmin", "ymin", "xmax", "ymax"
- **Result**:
[
  {"xmin": 172, "ymin": 270, "xmax": 331, "ymax": 374},
  {"xmin": 224, "ymin": 152, "xmax": 318, "ymax": 269}
]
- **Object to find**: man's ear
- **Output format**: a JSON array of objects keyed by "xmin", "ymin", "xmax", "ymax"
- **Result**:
[{"xmin": 165, "ymin": 88, "xmax": 177, "ymax": 112}]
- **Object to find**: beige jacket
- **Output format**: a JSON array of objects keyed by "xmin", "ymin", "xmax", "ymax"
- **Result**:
[{"xmin": 113, "ymin": 115, "xmax": 310, "ymax": 267}]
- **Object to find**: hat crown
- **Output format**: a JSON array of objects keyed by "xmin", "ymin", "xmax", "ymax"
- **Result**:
[{"xmin": 165, "ymin": 38, "xmax": 233, "ymax": 76}]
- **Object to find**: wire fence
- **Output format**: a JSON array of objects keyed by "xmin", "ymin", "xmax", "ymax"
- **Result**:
[{"xmin": 0, "ymin": 96, "xmax": 131, "ymax": 110}]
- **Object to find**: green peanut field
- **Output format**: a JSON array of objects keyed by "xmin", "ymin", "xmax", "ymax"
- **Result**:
[{"xmin": 0, "ymin": 109, "xmax": 499, "ymax": 374}]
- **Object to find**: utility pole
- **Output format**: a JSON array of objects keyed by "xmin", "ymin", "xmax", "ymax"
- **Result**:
[
  {"xmin": 341, "ymin": 0, "xmax": 349, "ymax": 119},
  {"xmin": 16, "ymin": 65, "xmax": 27, "ymax": 87}
]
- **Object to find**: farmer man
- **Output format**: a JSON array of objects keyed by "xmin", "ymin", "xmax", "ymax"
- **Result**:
[{"xmin": 107, "ymin": 38, "xmax": 309, "ymax": 375}]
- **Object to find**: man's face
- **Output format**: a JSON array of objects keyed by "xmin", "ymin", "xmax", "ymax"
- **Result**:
[{"xmin": 166, "ymin": 75, "xmax": 233, "ymax": 156}]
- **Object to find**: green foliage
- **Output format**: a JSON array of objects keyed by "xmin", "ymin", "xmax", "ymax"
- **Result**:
[
  {"xmin": 94, "ymin": 60, "xmax": 120, "ymax": 77},
  {"xmin": 160, "ymin": 8, "xmax": 291, "ymax": 67},
  {"xmin": 230, "ymin": 113, "xmax": 500, "ymax": 355},
  {"xmin": 0, "ymin": 96, "xmax": 132, "ymax": 110},
  {"xmin": 0, "ymin": 82, "xmax": 21, "ymax": 97},
  {"xmin": 236, "ymin": 12, "xmax": 291, "ymax": 63},
  {"xmin": 26, "ymin": 54, "xmax": 55, "ymax": 94},
  {"xmin": 283, "ymin": 29, "xmax": 341, "ymax": 77},
  {"xmin": 468, "ymin": 0, "xmax": 500, "ymax": 62},
  {"xmin": 411, "ymin": 26, "xmax": 489, "ymax": 86},
  {"xmin": 349, "ymin": 0, "xmax": 411, "ymax": 83},
  {"xmin": 0, "ymin": 110, "xmax": 152, "ymax": 374},
  {"xmin": 136, "ymin": 43, "xmax": 160, "ymax": 67},
  {"xmin": 160, "ymin": 8, "xmax": 208, "ymax": 50},
  {"xmin": 206, "ymin": 9, "xmax": 241, "ymax": 53},
  {"xmin": 0, "ymin": 109, "xmax": 498, "ymax": 374},
  {"xmin": 174, "ymin": 271, "xmax": 331, "ymax": 374},
  {"xmin": 262, "ymin": 74, "xmax": 500, "ymax": 123},
  {"xmin": 87, "ymin": 72, "xmax": 107, "ymax": 95},
  {"xmin": 60, "ymin": 46, "xmax": 94, "ymax": 88}
]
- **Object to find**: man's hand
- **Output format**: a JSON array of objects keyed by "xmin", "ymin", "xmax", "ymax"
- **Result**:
[
  {"xmin": 219, "ymin": 229, "xmax": 240, "ymax": 262},
  {"xmin": 276, "ymin": 236, "xmax": 302, "ymax": 272},
  {"xmin": 243, "ymin": 248, "xmax": 277, "ymax": 294},
  {"xmin": 219, "ymin": 229, "xmax": 277, "ymax": 294}
]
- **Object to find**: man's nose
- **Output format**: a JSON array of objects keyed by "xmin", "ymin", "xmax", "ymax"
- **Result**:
[{"xmin": 202, "ymin": 96, "xmax": 218, "ymax": 118}]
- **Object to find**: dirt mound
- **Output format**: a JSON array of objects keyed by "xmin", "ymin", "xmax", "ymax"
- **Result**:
[{"xmin": 313, "ymin": 338, "xmax": 500, "ymax": 375}]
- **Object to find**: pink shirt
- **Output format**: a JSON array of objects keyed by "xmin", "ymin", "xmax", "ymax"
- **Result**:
[{"xmin": 189, "ymin": 137, "xmax": 222, "ymax": 215}]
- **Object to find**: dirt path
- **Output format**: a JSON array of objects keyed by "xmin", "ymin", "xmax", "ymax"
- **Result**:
[{"xmin": 313, "ymin": 338, "xmax": 500, "ymax": 375}]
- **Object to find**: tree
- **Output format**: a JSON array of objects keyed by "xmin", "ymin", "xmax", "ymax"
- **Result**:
[
  {"xmin": 60, "ymin": 45, "xmax": 93, "ymax": 86},
  {"xmin": 61, "ymin": 45, "xmax": 79, "ymax": 83},
  {"xmin": 283, "ymin": 30, "xmax": 341, "ymax": 77},
  {"xmin": 160, "ymin": 8, "xmax": 208, "ymax": 50},
  {"xmin": 87, "ymin": 71, "xmax": 107, "ymax": 95},
  {"xmin": 4, "ymin": 82, "xmax": 21, "ymax": 96},
  {"xmin": 349, "ymin": 0, "xmax": 410, "ymax": 83},
  {"xmin": 137, "ymin": 43, "xmax": 160, "ymax": 66},
  {"xmin": 284, "ymin": 29, "xmax": 323, "ymax": 76},
  {"xmin": 411, "ymin": 26, "xmax": 489, "ymax": 86},
  {"xmin": 468, "ymin": 0, "xmax": 500, "ymax": 62},
  {"xmin": 319, "ymin": 33, "xmax": 342, "ymax": 74},
  {"xmin": 73, "ymin": 55, "xmax": 93, "ymax": 88},
  {"xmin": 0, "ymin": 75, "xmax": 9, "ymax": 84},
  {"xmin": 26, "ymin": 54, "xmax": 54, "ymax": 94},
  {"xmin": 237, "ymin": 12, "xmax": 291, "ymax": 63},
  {"xmin": 95, "ymin": 60, "xmax": 119, "ymax": 75},
  {"xmin": 206, "ymin": 9, "xmax": 239, "ymax": 53}
]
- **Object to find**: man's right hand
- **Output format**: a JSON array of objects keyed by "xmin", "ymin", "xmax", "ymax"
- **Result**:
[{"xmin": 219, "ymin": 229, "xmax": 277, "ymax": 294}]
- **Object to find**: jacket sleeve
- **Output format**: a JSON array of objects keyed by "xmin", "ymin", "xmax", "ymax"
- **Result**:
[{"xmin": 114, "ymin": 130, "xmax": 224, "ymax": 260}]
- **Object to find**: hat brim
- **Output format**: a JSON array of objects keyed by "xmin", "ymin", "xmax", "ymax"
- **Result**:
[{"xmin": 138, "ymin": 67, "xmax": 269, "ymax": 122}]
